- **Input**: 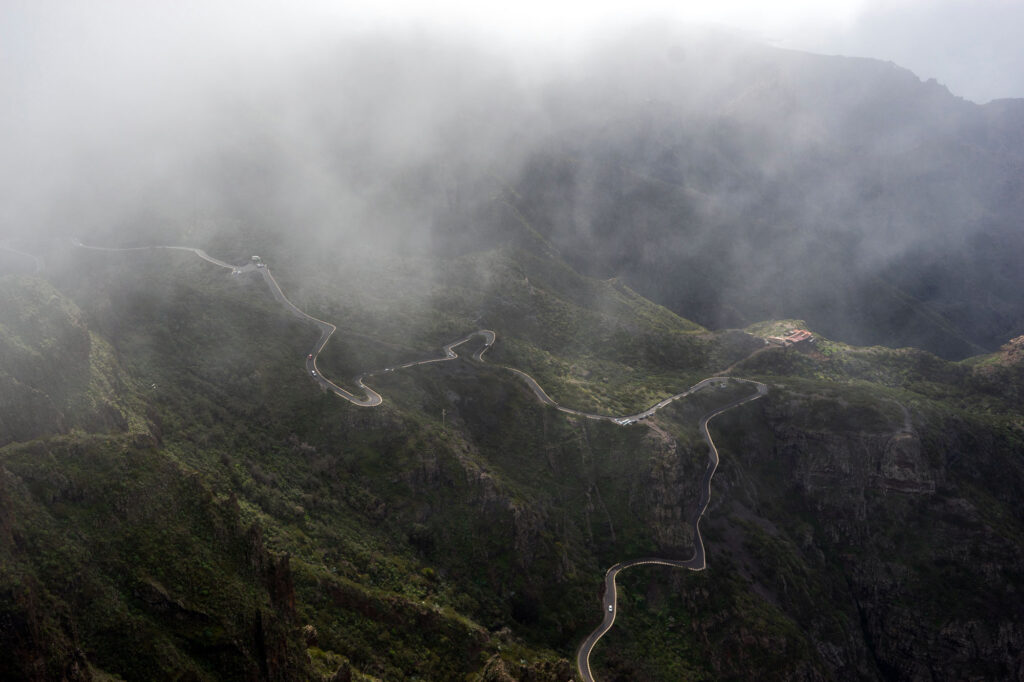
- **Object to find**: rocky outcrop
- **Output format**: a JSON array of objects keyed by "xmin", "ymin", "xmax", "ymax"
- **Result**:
[
  {"xmin": 327, "ymin": 660, "xmax": 352, "ymax": 682},
  {"xmin": 996, "ymin": 335, "xmax": 1024, "ymax": 364},
  {"xmin": 878, "ymin": 431, "xmax": 934, "ymax": 494},
  {"xmin": 642, "ymin": 424, "xmax": 698, "ymax": 552},
  {"xmin": 479, "ymin": 653, "xmax": 574, "ymax": 682},
  {"xmin": 746, "ymin": 390, "xmax": 1024, "ymax": 681},
  {"xmin": 767, "ymin": 397, "xmax": 937, "ymax": 518},
  {"xmin": 853, "ymin": 597, "xmax": 1024, "ymax": 681},
  {"xmin": 246, "ymin": 525, "xmax": 306, "ymax": 681}
]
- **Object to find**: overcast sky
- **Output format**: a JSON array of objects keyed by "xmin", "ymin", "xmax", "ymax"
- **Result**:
[
  {"xmin": 5, "ymin": 0, "xmax": 1022, "ymax": 104},
  {"xmin": 364, "ymin": 0, "xmax": 1024, "ymax": 103},
  {"xmin": 349, "ymin": 1, "xmax": 1021, "ymax": 104}
]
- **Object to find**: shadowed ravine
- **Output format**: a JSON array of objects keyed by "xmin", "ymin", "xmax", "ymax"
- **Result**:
[{"xmin": 73, "ymin": 241, "xmax": 768, "ymax": 681}]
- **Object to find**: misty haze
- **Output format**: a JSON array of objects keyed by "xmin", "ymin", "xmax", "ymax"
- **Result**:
[{"xmin": 2, "ymin": 3, "xmax": 1023, "ymax": 681}]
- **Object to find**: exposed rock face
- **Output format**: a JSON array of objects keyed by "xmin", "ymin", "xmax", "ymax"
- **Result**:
[
  {"xmin": 246, "ymin": 525, "xmax": 305, "ymax": 681},
  {"xmin": 480, "ymin": 655, "xmax": 517, "ymax": 682},
  {"xmin": 479, "ymin": 653, "xmax": 574, "ymax": 682},
  {"xmin": 735, "ymin": 391, "xmax": 1024, "ymax": 681},
  {"xmin": 643, "ymin": 425, "xmax": 697, "ymax": 552},
  {"xmin": 777, "ymin": 421, "xmax": 936, "ymax": 508},
  {"xmin": 997, "ymin": 335, "xmax": 1024, "ymax": 364},
  {"xmin": 854, "ymin": 597, "xmax": 1024, "ymax": 681},
  {"xmin": 878, "ymin": 431, "xmax": 935, "ymax": 494},
  {"xmin": 328, "ymin": 661, "xmax": 352, "ymax": 682}
]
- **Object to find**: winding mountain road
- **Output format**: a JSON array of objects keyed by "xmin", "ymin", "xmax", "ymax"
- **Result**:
[
  {"xmin": 575, "ymin": 379, "xmax": 767, "ymax": 682},
  {"xmin": 0, "ymin": 242, "xmax": 44, "ymax": 273},
  {"xmin": 72, "ymin": 240, "xmax": 769, "ymax": 682},
  {"xmin": 73, "ymin": 239, "xmax": 236, "ymax": 270},
  {"xmin": 74, "ymin": 240, "xmax": 499, "ymax": 406}
]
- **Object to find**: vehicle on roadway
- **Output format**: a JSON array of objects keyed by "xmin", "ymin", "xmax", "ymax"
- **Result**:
[
  {"xmin": 311, "ymin": 370, "xmax": 317, "ymax": 376},
  {"xmin": 307, "ymin": 354, "xmax": 312, "ymax": 359},
  {"xmin": 608, "ymin": 605, "xmax": 613, "ymax": 612}
]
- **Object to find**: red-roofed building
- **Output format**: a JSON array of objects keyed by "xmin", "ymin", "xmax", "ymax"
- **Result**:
[
  {"xmin": 784, "ymin": 329, "xmax": 813, "ymax": 344},
  {"xmin": 767, "ymin": 329, "xmax": 814, "ymax": 347}
]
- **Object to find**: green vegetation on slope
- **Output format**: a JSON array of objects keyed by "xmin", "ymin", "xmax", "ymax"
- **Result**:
[{"xmin": 2, "ymin": 232, "xmax": 1022, "ymax": 681}]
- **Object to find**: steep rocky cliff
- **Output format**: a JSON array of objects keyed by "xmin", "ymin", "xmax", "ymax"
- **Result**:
[{"xmin": 690, "ymin": 379, "xmax": 1024, "ymax": 681}]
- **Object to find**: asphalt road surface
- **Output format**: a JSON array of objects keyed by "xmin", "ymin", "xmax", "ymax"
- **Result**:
[
  {"xmin": 574, "ymin": 379, "xmax": 767, "ymax": 682},
  {"xmin": 0, "ymin": 242, "xmax": 44, "ymax": 273},
  {"xmin": 74, "ymin": 240, "xmax": 757, "ymax": 423}
]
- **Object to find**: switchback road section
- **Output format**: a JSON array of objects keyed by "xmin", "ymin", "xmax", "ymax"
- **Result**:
[
  {"xmin": 73, "ymin": 241, "xmax": 769, "ymax": 681},
  {"xmin": 574, "ymin": 379, "xmax": 767, "ymax": 682},
  {"xmin": 73, "ymin": 240, "xmax": 759, "ymax": 423}
]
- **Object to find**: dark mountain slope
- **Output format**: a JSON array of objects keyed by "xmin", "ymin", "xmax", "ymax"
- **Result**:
[
  {"xmin": 502, "ymin": 39, "xmax": 1024, "ymax": 358},
  {"xmin": 2, "ymin": 32, "xmax": 1022, "ymax": 679},
  {"xmin": 47, "ymin": 31, "xmax": 1023, "ymax": 359},
  {"xmin": 3, "ymin": 235, "xmax": 1023, "ymax": 680}
]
